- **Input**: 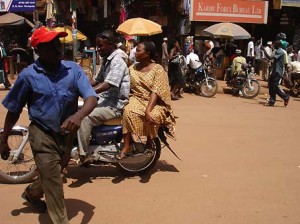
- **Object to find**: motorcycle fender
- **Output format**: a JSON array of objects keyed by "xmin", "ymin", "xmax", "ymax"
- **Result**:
[{"xmin": 205, "ymin": 77, "xmax": 216, "ymax": 82}]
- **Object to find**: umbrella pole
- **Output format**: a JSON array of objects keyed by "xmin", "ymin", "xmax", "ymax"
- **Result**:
[{"xmin": 71, "ymin": 1, "xmax": 77, "ymax": 61}]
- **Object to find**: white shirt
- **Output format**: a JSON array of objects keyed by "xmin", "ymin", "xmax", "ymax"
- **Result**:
[
  {"xmin": 255, "ymin": 42, "xmax": 262, "ymax": 60},
  {"xmin": 186, "ymin": 52, "xmax": 201, "ymax": 69},
  {"xmin": 129, "ymin": 46, "xmax": 137, "ymax": 64},
  {"xmin": 289, "ymin": 61, "xmax": 300, "ymax": 73},
  {"xmin": 247, "ymin": 41, "xmax": 254, "ymax": 57},
  {"xmin": 115, "ymin": 48, "xmax": 128, "ymax": 63},
  {"xmin": 209, "ymin": 41, "xmax": 214, "ymax": 49},
  {"xmin": 263, "ymin": 46, "xmax": 272, "ymax": 59}
]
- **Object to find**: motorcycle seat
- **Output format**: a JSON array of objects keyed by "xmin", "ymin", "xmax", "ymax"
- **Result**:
[{"xmin": 103, "ymin": 117, "xmax": 122, "ymax": 126}]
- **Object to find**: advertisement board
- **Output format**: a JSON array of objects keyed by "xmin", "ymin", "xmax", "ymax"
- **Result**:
[
  {"xmin": 0, "ymin": 0, "xmax": 36, "ymax": 12},
  {"xmin": 190, "ymin": 0, "xmax": 269, "ymax": 24},
  {"xmin": 282, "ymin": 0, "xmax": 300, "ymax": 7}
]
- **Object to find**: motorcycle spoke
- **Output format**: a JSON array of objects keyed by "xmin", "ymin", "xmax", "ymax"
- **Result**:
[
  {"xmin": 243, "ymin": 80, "xmax": 260, "ymax": 98},
  {"xmin": 0, "ymin": 133, "xmax": 35, "ymax": 178}
]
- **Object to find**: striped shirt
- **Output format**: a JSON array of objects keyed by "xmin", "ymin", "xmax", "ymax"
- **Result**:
[{"xmin": 95, "ymin": 50, "xmax": 130, "ymax": 111}]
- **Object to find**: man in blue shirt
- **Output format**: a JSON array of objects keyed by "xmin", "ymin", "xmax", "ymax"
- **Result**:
[
  {"xmin": 0, "ymin": 27, "xmax": 97, "ymax": 223},
  {"xmin": 262, "ymin": 40, "xmax": 290, "ymax": 106}
]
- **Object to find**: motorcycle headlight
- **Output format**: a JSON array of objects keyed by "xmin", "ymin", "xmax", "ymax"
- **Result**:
[{"xmin": 251, "ymin": 67, "xmax": 255, "ymax": 73}]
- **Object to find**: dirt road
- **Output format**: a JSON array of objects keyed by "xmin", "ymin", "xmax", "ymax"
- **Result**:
[{"xmin": 0, "ymin": 90, "xmax": 300, "ymax": 224}]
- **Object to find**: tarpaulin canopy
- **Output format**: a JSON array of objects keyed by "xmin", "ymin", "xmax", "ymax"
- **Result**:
[{"xmin": 0, "ymin": 13, "xmax": 34, "ymax": 27}]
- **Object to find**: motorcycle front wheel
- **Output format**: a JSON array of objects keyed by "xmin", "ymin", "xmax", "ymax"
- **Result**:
[
  {"xmin": 242, "ymin": 79, "xmax": 260, "ymax": 99},
  {"xmin": 0, "ymin": 127, "xmax": 37, "ymax": 184},
  {"xmin": 198, "ymin": 79, "xmax": 218, "ymax": 97},
  {"xmin": 117, "ymin": 138, "xmax": 161, "ymax": 175}
]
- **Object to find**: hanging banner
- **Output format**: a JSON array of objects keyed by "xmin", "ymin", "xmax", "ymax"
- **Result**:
[
  {"xmin": 0, "ymin": 0, "xmax": 36, "ymax": 12},
  {"xmin": 190, "ymin": 0, "xmax": 269, "ymax": 24},
  {"xmin": 282, "ymin": 0, "xmax": 300, "ymax": 7}
]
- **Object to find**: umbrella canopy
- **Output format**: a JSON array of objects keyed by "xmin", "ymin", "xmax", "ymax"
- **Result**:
[
  {"xmin": 0, "ymin": 13, "xmax": 34, "ymax": 27},
  {"xmin": 9, "ymin": 47, "xmax": 29, "ymax": 55},
  {"xmin": 203, "ymin": 22, "xmax": 251, "ymax": 40},
  {"xmin": 116, "ymin": 17, "xmax": 162, "ymax": 36},
  {"xmin": 51, "ymin": 26, "xmax": 87, "ymax": 44}
]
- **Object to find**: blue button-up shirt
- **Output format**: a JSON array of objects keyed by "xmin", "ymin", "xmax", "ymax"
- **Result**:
[{"xmin": 2, "ymin": 60, "xmax": 97, "ymax": 132}]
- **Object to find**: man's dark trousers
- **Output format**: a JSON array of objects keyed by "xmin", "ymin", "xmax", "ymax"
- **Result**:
[{"xmin": 268, "ymin": 72, "xmax": 289, "ymax": 105}]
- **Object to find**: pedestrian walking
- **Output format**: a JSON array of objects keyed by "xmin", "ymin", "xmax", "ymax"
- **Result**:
[
  {"xmin": 161, "ymin": 37, "xmax": 169, "ymax": 72},
  {"xmin": 247, "ymin": 37, "xmax": 255, "ymax": 65},
  {"xmin": 262, "ymin": 40, "xmax": 290, "ymax": 107},
  {"xmin": 261, "ymin": 41, "xmax": 273, "ymax": 81},
  {"xmin": 168, "ymin": 40, "xmax": 185, "ymax": 100},
  {"xmin": 254, "ymin": 38, "xmax": 263, "ymax": 75},
  {"xmin": 0, "ymin": 41, "xmax": 11, "ymax": 89},
  {"xmin": 0, "ymin": 27, "xmax": 97, "ymax": 223}
]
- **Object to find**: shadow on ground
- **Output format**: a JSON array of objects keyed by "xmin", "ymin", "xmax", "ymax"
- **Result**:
[
  {"xmin": 65, "ymin": 160, "xmax": 179, "ymax": 187},
  {"xmin": 11, "ymin": 198, "xmax": 95, "ymax": 224}
]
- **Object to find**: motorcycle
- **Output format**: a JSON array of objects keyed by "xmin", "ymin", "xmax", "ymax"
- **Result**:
[
  {"xmin": 0, "ymin": 119, "xmax": 178, "ymax": 184},
  {"xmin": 183, "ymin": 62, "xmax": 218, "ymax": 98},
  {"xmin": 290, "ymin": 72, "xmax": 300, "ymax": 97},
  {"xmin": 226, "ymin": 63, "xmax": 260, "ymax": 99}
]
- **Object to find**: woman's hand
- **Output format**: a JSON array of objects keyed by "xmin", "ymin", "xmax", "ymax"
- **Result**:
[
  {"xmin": 145, "ymin": 111, "xmax": 157, "ymax": 124},
  {"xmin": 146, "ymin": 92, "xmax": 158, "ymax": 124}
]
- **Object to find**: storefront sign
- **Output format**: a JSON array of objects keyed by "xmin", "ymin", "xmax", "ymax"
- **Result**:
[
  {"xmin": 282, "ymin": 0, "xmax": 300, "ymax": 7},
  {"xmin": 190, "ymin": 0, "xmax": 269, "ymax": 24},
  {"xmin": 0, "ymin": 0, "xmax": 36, "ymax": 12}
]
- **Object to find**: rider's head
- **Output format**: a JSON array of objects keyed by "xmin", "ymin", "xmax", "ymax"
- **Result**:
[
  {"xmin": 235, "ymin": 49, "xmax": 242, "ymax": 56},
  {"xmin": 96, "ymin": 30, "xmax": 116, "ymax": 58}
]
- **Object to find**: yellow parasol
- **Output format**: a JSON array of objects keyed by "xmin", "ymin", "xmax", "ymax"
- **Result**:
[
  {"xmin": 116, "ymin": 17, "xmax": 162, "ymax": 36},
  {"xmin": 52, "ymin": 26, "xmax": 87, "ymax": 43}
]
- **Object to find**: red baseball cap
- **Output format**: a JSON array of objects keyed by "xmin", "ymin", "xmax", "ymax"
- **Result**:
[{"xmin": 30, "ymin": 26, "xmax": 68, "ymax": 48}]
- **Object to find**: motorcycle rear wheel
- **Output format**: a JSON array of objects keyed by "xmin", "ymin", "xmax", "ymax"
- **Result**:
[
  {"xmin": 290, "ymin": 86, "xmax": 300, "ymax": 97},
  {"xmin": 198, "ymin": 79, "xmax": 218, "ymax": 97},
  {"xmin": 117, "ymin": 138, "xmax": 161, "ymax": 175},
  {"xmin": 242, "ymin": 79, "xmax": 260, "ymax": 99},
  {"xmin": 0, "ymin": 128, "xmax": 37, "ymax": 184}
]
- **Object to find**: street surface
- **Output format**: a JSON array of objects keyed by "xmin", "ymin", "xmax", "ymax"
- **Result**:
[{"xmin": 0, "ymin": 87, "xmax": 300, "ymax": 224}]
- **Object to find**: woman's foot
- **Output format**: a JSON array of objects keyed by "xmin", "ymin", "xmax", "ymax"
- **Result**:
[
  {"xmin": 115, "ymin": 148, "xmax": 131, "ymax": 160},
  {"xmin": 171, "ymin": 94, "xmax": 179, "ymax": 100},
  {"xmin": 115, "ymin": 152, "xmax": 127, "ymax": 160}
]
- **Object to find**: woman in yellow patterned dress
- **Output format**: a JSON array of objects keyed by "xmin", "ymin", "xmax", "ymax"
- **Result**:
[{"xmin": 117, "ymin": 41, "xmax": 176, "ymax": 159}]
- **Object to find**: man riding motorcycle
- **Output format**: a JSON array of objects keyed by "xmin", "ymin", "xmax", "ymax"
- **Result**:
[
  {"xmin": 288, "ymin": 60, "xmax": 300, "ymax": 96},
  {"xmin": 226, "ymin": 49, "xmax": 246, "ymax": 83}
]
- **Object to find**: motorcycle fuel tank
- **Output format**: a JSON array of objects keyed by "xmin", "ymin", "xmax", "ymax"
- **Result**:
[{"xmin": 91, "ymin": 125, "xmax": 122, "ymax": 144}]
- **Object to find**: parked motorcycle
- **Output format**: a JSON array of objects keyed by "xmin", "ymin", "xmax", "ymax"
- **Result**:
[
  {"xmin": 0, "ymin": 120, "xmax": 177, "ymax": 184},
  {"xmin": 226, "ymin": 63, "xmax": 260, "ymax": 99},
  {"xmin": 183, "ymin": 62, "xmax": 218, "ymax": 98},
  {"xmin": 288, "ymin": 72, "xmax": 300, "ymax": 97}
]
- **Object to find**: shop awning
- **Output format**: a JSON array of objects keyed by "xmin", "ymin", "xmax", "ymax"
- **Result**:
[{"xmin": 0, "ymin": 13, "xmax": 34, "ymax": 27}]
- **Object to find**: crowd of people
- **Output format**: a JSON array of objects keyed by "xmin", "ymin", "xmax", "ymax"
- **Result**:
[{"xmin": 160, "ymin": 32, "xmax": 298, "ymax": 107}]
